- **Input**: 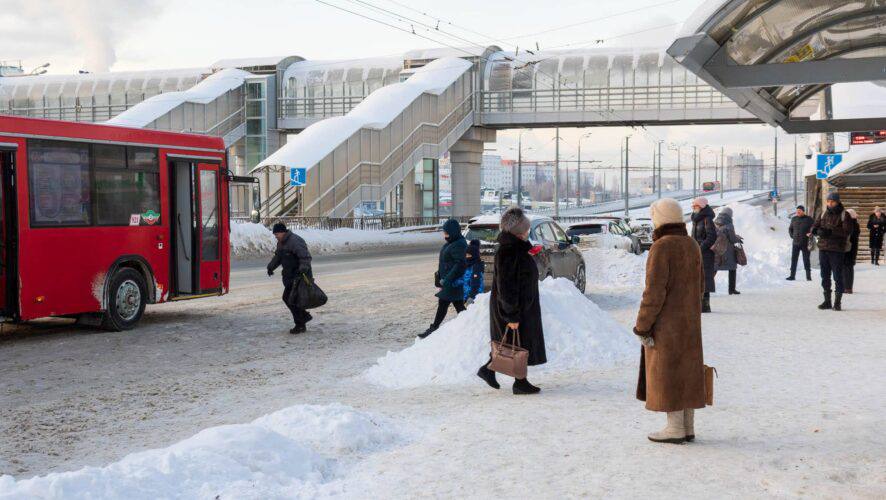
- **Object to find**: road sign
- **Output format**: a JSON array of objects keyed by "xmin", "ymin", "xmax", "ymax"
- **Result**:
[
  {"xmin": 816, "ymin": 154, "xmax": 842, "ymax": 180},
  {"xmin": 290, "ymin": 167, "xmax": 306, "ymax": 186}
]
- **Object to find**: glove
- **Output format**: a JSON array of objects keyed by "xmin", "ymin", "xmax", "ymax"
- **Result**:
[{"xmin": 267, "ymin": 269, "xmax": 274, "ymax": 276}]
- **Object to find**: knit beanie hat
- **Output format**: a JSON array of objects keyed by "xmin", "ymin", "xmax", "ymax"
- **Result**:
[{"xmin": 650, "ymin": 198, "xmax": 685, "ymax": 228}]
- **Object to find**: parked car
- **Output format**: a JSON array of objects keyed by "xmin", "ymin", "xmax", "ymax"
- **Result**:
[
  {"xmin": 565, "ymin": 217, "xmax": 643, "ymax": 255},
  {"xmin": 464, "ymin": 214, "xmax": 586, "ymax": 293},
  {"xmin": 628, "ymin": 217, "xmax": 655, "ymax": 251}
]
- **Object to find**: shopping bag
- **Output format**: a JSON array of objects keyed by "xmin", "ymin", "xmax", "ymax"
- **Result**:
[{"xmin": 290, "ymin": 273, "xmax": 328, "ymax": 310}]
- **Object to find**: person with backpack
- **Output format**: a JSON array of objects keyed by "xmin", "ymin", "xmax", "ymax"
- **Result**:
[
  {"xmin": 713, "ymin": 206, "xmax": 741, "ymax": 295},
  {"xmin": 419, "ymin": 219, "xmax": 467, "ymax": 338},
  {"xmin": 463, "ymin": 239, "xmax": 485, "ymax": 304},
  {"xmin": 811, "ymin": 192, "xmax": 852, "ymax": 311}
]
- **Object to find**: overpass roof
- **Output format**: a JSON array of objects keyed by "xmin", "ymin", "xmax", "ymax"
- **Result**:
[{"xmin": 668, "ymin": 0, "xmax": 886, "ymax": 133}]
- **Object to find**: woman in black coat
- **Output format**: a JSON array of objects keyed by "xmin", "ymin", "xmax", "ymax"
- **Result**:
[
  {"xmin": 419, "ymin": 219, "xmax": 467, "ymax": 338},
  {"xmin": 845, "ymin": 209, "xmax": 861, "ymax": 294},
  {"xmin": 477, "ymin": 206, "xmax": 546, "ymax": 395},
  {"xmin": 867, "ymin": 207, "xmax": 885, "ymax": 265},
  {"xmin": 691, "ymin": 197, "xmax": 717, "ymax": 313}
]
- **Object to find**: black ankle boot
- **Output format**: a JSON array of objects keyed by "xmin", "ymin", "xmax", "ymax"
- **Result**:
[
  {"xmin": 513, "ymin": 378, "xmax": 540, "ymax": 395},
  {"xmin": 806, "ymin": 271, "xmax": 812, "ymax": 281},
  {"xmin": 786, "ymin": 275, "xmax": 796, "ymax": 281},
  {"xmin": 818, "ymin": 291, "xmax": 832, "ymax": 310},
  {"xmin": 833, "ymin": 293, "xmax": 843, "ymax": 311},
  {"xmin": 477, "ymin": 365, "xmax": 500, "ymax": 389},
  {"xmin": 418, "ymin": 324, "xmax": 438, "ymax": 339},
  {"xmin": 701, "ymin": 294, "xmax": 711, "ymax": 313}
]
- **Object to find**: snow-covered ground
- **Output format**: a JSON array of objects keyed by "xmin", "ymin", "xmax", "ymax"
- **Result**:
[
  {"xmin": 1, "ymin": 200, "xmax": 884, "ymax": 498},
  {"xmin": 231, "ymin": 221, "xmax": 439, "ymax": 257}
]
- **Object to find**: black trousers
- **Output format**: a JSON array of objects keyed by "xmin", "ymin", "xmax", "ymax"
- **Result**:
[
  {"xmin": 819, "ymin": 250, "xmax": 845, "ymax": 294},
  {"xmin": 727, "ymin": 269, "xmax": 737, "ymax": 292},
  {"xmin": 872, "ymin": 246, "xmax": 881, "ymax": 264},
  {"xmin": 283, "ymin": 281, "xmax": 313, "ymax": 326},
  {"xmin": 844, "ymin": 264, "xmax": 855, "ymax": 291},
  {"xmin": 432, "ymin": 298, "xmax": 465, "ymax": 328},
  {"xmin": 790, "ymin": 245, "xmax": 811, "ymax": 276}
]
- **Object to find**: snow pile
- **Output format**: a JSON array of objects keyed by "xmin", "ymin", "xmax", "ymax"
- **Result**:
[
  {"xmin": 726, "ymin": 203, "xmax": 791, "ymax": 289},
  {"xmin": 364, "ymin": 278, "xmax": 634, "ymax": 388},
  {"xmin": 584, "ymin": 247, "xmax": 648, "ymax": 289},
  {"xmin": 230, "ymin": 222, "xmax": 439, "ymax": 257},
  {"xmin": 0, "ymin": 404, "xmax": 401, "ymax": 499}
]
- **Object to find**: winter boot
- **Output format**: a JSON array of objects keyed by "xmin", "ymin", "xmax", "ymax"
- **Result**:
[
  {"xmin": 512, "ymin": 378, "xmax": 541, "ymax": 395},
  {"xmin": 806, "ymin": 270, "xmax": 812, "ymax": 281},
  {"xmin": 648, "ymin": 411, "xmax": 686, "ymax": 444},
  {"xmin": 289, "ymin": 324, "xmax": 306, "ymax": 334},
  {"xmin": 817, "ymin": 291, "xmax": 832, "ymax": 310},
  {"xmin": 833, "ymin": 292, "xmax": 843, "ymax": 311},
  {"xmin": 683, "ymin": 408, "xmax": 695, "ymax": 442},
  {"xmin": 785, "ymin": 275, "xmax": 796, "ymax": 281},
  {"xmin": 701, "ymin": 294, "xmax": 711, "ymax": 313},
  {"xmin": 477, "ymin": 365, "xmax": 500, "ymax": 390},
  {"xmin": 418, "ymin": 324, "xmax": 438, "ymax": 339}
]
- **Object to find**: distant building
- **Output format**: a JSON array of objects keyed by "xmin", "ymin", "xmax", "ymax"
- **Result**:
[
  {"xmin": 481, "ymin": 154, "xmax": 512, "ymax": 191},
  {"xmin": 727, "ymin": 153, "xmax": 764, "ymax": 190}
]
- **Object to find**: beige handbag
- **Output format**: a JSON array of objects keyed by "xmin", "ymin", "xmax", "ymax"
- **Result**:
[
  {"xmin": 704, "ymin": 365, "xmax": 718, "ymax": 406},
  {"xmin": 488, "ymin": 327, "xmax": 529, "ymax": 379}
]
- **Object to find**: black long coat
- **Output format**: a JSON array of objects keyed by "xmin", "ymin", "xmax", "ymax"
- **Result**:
[
  {"xmin": 691, "ymin": 205, "xmax": 717, "ymax": 293},
  {"xmin": 846, "ymin": 218, "xmax": 860, "ymax": 266},
  {"xmin": 490, "ymin": 231, "xmax": 546, "ymax": 366},
  {"xmin": 435, "ymin": 220, "xmax": 468, "ymax": 302},
  {"xmin": 867, "ymin": 214, "xmax": 885, "ymax": 249}
]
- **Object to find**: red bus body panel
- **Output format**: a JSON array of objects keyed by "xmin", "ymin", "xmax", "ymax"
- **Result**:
[{"xmin": 0, "ymin": 115, "xmax": 229, "ymax": 322}]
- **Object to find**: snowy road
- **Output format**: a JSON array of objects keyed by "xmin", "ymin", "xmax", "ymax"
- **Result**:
[{"xmin": 1, "ymin": 228, "xmax": 885, "ymax": 497}]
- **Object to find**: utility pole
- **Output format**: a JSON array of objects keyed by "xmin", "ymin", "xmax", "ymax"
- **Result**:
[
  {"xmin": 577, "ymin": 140, "xmax": 582, "ymax": 208},
  {"xmin": 773, "ymin": 128, "xmax": 779, "ymax": 216},
  {"xmin": 720, "ymin": 146, "xmax": 725, "ymax": 198},
  {"xmin": 793, "ymin": 135, "xmax": 799, "ymax": 206},
  {"xmin": 624, "ymin": 135, "xmax": 631, "ymax": 217},
  {"xmin": 692, "ymin": 146, "xmax": 698, "ymax": 199},
  {"xmin": 517, "ymin": 132, "xmax": 523, "ymax": 207},
  {"xmin": 554, "ymin": 127, "xmax": 560, "ymax": 217},
  {"xmin": 651, "ymin": 144, "xmax": 657, "ymax": 194},
  {"xmin": 657, "ymin": 140, "xmax": 663, "ymax": 198}
]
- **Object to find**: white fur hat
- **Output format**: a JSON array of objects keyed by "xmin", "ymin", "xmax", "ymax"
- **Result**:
[{"xmin": 650, "ymin": 198, "xmax": 685, "ymax": 228}]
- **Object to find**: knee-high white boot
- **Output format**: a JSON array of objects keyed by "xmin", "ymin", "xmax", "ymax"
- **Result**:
[
  {"xmin": 684, "ymin": 408, "xmax": 695, "ymax": 442},
  {"xmin": 648, "ymin": 411, "xmax": 686, "ymax": 444}
]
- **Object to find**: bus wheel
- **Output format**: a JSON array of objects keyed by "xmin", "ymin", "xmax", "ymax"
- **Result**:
[{"xmin": 103, "ymin": 268, "xmax": 147, "ymax": 331}]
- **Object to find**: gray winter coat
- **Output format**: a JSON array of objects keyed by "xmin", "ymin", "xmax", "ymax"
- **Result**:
[
  {"xmin": 714, "ymin": 208, "xmax": 741, "ymax": 271},
  {"xmin": 267, "ymin": 231, "xmax": 313, "ymax": 283},
  {"xmin": 788, "ymin": 215, "xmax": 814, "ymax": 248}
]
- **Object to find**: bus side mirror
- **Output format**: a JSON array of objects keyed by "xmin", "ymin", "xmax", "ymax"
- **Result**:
[{"xmin": 571, "ymin": 235, "xmax": 580, "ymax": 245}]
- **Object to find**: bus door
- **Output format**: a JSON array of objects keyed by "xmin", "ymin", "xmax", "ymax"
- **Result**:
[
  {"xmin": 170, "ymin": 160, "xmax": 222, "ymax": 296},
  {"xmin": 0, "ymin": 148, "xmax": 17, "ymax": 318}
]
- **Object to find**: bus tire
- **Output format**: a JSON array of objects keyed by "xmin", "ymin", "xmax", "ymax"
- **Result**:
[{"xmin": 102, "ymin": 268, "xmax": 147, "ymax": 331}]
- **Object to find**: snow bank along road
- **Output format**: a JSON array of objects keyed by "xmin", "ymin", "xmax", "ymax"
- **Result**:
[{"xmin": 2, "ymin": 214, "xmax": 885, "ymax": 497}]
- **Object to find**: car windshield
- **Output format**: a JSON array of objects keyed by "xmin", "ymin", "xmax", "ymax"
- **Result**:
[
  {"xmin": 465, "ymin": 224, "xmax": 500, "ymax": 243},
  {"xmin": 568, "ymin": 225, "xmax": 604, "ymax": 236}
]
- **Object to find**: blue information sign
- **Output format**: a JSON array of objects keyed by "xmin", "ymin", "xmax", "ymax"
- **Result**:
[
  {"xmin": 290, "ymin": 167, "xmax": 307, "ymax": 186},
  {"xmin": 816, "ymin": 154, "xmax": 842, "ymax": 180}
]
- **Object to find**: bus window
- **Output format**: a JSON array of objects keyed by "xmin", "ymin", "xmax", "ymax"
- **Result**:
[
  {"xmin": 27, "ymin": 140, "xmax": 91, "ymax": 227},
  {"xmin": 94, "ymin": 146, "xmax": 160, "ymax": 226},
  {"xmin": 200, "ymin": 170, "xmax": 219, "ymax": 260}
]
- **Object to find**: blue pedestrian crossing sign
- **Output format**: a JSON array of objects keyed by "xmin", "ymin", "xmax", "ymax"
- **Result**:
[
  {"xmin": 290, "ymin": 167, "xmax": 307, "ymax": 186},
  {"xmin": 816, "ymin": 154, "xmax": 842, "ymax": 180}
]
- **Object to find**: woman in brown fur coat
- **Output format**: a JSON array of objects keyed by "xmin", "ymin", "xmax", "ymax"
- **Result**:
[{"xmin": 634, "ymin": 198, "xmax": 706, "ymax": 444}]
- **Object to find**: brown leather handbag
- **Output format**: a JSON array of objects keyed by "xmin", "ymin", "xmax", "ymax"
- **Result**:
[
  {"xmin": 488, "ymin": 327, "xmax": 529, "ymax": 379},
  {"xmin": 704, "ymin": 365, "xmax": 718, "ymax": 406}
]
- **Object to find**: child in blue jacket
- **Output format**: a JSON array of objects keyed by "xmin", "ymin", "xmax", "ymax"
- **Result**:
[{"xmin": 463, "ymin": 239, "xmax": 485, "ymax": 303}]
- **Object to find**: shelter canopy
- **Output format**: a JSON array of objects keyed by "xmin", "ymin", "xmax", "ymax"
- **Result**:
[{"xmin": 668, "ymin": 0, "xmax": 886, "ymax": 133}]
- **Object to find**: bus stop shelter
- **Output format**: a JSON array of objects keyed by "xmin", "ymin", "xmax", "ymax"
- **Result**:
[{"xmin": 667, "ymin": 0, "xmax": 886, "ymax": 134}]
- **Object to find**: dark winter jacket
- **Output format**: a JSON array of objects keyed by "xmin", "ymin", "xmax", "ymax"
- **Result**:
[
  {"xmin": 463, "ymin": 240, "xmax": 485, "ymax": 300},
  {"xmin": 788, "ymin": 214, "xmax": 814, "ymax": 248},
  {"xmin": 267, "ymin": 231, "xmax": 312, "ymax": 283},
  {"xmin": 490, "ymin": 231, "xmax": 546, "ymax": 366},
  {"xmin": 811, "ymin": 203, "xmax": 852, "ymax": 253},
  {"xmin": 436, "ymin": 219, "xmax": 468, "ymax": 302},
  {"xmin": 845, "ymin": 218, "xmax": 860, "ymax": 266},
  {"xmin": 867, "ymin": 213, "xmax": 886, "ymax": 249},
  {"xmin": 691, "ymin": 205, "xmax": 717, "ymax": 293},
  {"xmin": 634, "ymin": 223, "xmax": 706, "ymax": 412},
  {"xmin": 714, "ymin": 208, "xmax": 741, "ymax": 271}
]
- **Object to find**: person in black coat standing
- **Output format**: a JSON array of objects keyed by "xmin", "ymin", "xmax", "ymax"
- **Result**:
[
  {"xmin": 811, "ymin": 192, "xmax": 852, "ymax": 311},
  {"xmin": 478, "ymin": 206, "xmax": 546, "ymax": 395},
  {"xmin": 419, "ymin": 219, "xmax": 468, "ymax": 338},
  {"xmin": 267, "ymin": 222, "xmax": 313, "ymax": 334},
  {"xmin": 787, "ymin": 205, "xmax": 814, "ymax": 281},
  {"xmin": 691, "ymin": 197, "xmax": 716, "ymax": 313},
  {"xmin": 844, "ymin": 209, "xmax": 861, "ymax": 294},
  {"xmin": 867, "ymin": 207, "xmax": 885, "ymax": 265}
]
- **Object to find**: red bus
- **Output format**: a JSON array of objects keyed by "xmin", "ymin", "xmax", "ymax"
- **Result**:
[
  {"xmin": 702, "ymin": 181, "xmax": 720, "ymax": 192},
  {"xmin": 0, "ymin": 115, "xmax": 230, "ymax": 330}
]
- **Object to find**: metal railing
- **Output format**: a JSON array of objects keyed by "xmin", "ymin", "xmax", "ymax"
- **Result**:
[
  {"xmin": 480, "ymin": 85, "xmax": 737, "ymax": 114},
  {"xmin": 279, "ymin": 95, "xmax": 366, "ymax": 120},
  {"xmin": 233, "ymin": 215, "xmax": 475, "ymax": 231}
]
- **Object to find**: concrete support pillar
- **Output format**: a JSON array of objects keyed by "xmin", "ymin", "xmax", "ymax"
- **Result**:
[
  {"xmin": 401, "ymin": 174, "xmax": 419, "ymax": 217},
  {"xmin": 449, "ymin": 127, "xmax": 496, "ymax": 217}
]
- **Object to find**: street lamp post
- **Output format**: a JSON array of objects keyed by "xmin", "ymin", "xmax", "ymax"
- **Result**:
[
  {"xmin": 577, "ymin": 131, "xmax": 592, "ymax": 207},
  {"xmin": 692, "ymin": 146, "xmax": 698, "ymax": 199},
  {"xmin": 624, "ymin": 135, "xmax": 631, "ymax": 217}
]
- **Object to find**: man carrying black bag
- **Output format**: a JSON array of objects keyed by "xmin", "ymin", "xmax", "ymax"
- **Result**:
[{"xmin": 267, "ymin": 222, "xmax": 314, "ymax": 334}]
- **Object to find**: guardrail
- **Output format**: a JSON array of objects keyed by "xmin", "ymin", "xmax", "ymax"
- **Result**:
[{"xmin": 232, "ymin": 215, "xmax": 475, "ymax": 231}]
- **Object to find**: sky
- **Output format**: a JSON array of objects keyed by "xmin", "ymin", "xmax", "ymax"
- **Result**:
[{"xmin": 0, "ymin": 0, "xmax": 824, "ymax": 187}]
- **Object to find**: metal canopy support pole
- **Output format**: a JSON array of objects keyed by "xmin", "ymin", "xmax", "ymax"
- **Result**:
[
  {"xmin": 624, "ymin": 136, "xmax": 630, "ymax": 217},
  {"xmin": 773, "ymin": 128, "xmax": 778, "ymax": 216},
  {"xmin": 517, "ymin": 133, "xmax": 523, "ymax": 208},
  {"xmin": 555, "ymin": 127, "xmax": 560, "ymax": 217},
  {"xmin": 793, "ymin": 136, "xmax": 798, "ymax": 206},
  {"xmin": 720, "ymin": 146, "xmax": 725, "ymax": 199}
]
